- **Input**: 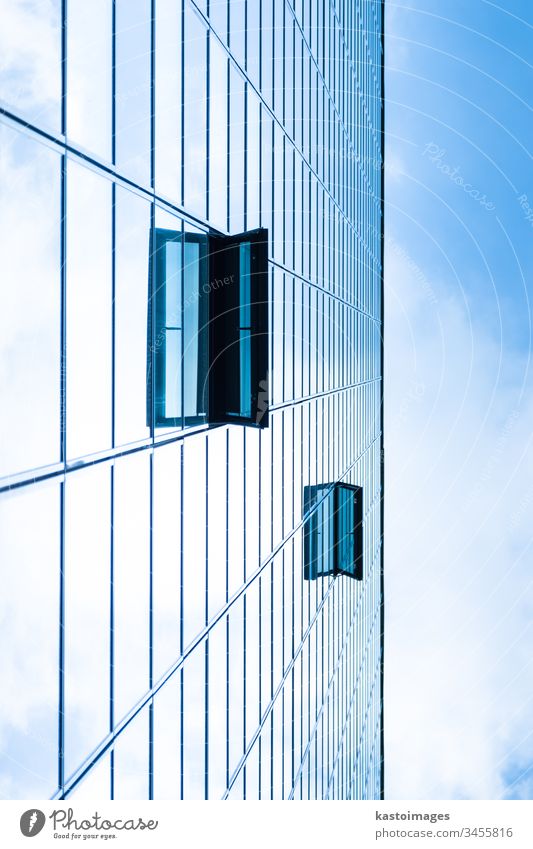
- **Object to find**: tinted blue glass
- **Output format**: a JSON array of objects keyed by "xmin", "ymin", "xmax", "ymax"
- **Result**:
[
  {"xmin": 66, "ymin": 161, "xmax": 112, "ymax": 461},
  {"xmin": 113, "ymin": 453, "xmax": 150, "ymax": 721},
  {"xmin": 113, "ymin": 708, "xmax": 149, "ymax": 799},
  {"xmin": 67, "ymin": 0, "xmax": 112, "ymax": 160},
  {"xmin": 209, "ymin": 39, "xmax": 228, "ymax": 231},
  {"xmin": 115, "ymin": 186, "xmax": 151, "ymax": 445},
  {"xmin": 155, "ymin": 0, "xmax": 182, "ymax": 203},
  {"xmin": 239, "ymin": 243, "xmax": 251, "ymax": 417},
  {"xmin": 64, "ymin": 465, "xmax": 110, "ymax": 779},
  {"xmin": 0, "ymin": 0, "xmax": 61, "ymax": 132},
  {"xmin": 0, "ymin": 126, "xmax": 60, "ymax": 479},
  {"xmin": 183, "ymin": 7, "xmax": 207, "ymax": 217},
  {"xmin": 0, "ymin": 482, "xmax": 59, "ymax": 799},
  {"xmin": 229, "ymin": 65, "xmax": 245, "ymax": 232},
  {"xmin": 115, "ymin": 0, "xmax": 151, "ymax": 184}
]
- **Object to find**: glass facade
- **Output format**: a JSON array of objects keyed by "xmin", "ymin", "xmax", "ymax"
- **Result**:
[{"xmin": 0, "ymin": 0, "xmax": 383, "ymax": 800}]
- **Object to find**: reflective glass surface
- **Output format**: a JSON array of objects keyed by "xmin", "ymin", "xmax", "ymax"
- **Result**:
[
  {"xmin": 0, "ymin": 0, "xmax": 61, "ymax": 132},
  {"xmin": 0, "ymin": 483, "xmax": 59, "ymax": 799},
  {"xmin": 0, "ymin": 126, "xmax": 60, "ymax": 479},
  {"xmin": 67, "ymin": 0, "xmax": 112, "ymax": 160},
  {"xmin": 115, "ymin": 0, "xmax": 151, "ymax": 184},
  {"xmin": 0, "ymin": 0, "xmax": 383, "ymax": 801},
  {"xmin": 66, "ymin": 160, "xmax": 112, "ymax": 461}
]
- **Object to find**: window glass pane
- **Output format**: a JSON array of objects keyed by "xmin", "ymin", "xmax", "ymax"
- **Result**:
[
  {"xmin": 155, "ymin": 0, "xmax": 182, "ymax": 203},
  {"xmin": 208, "ymin": 38, "xmax": 228, "ymax": 232},
  {"xmin": 153, "ymin": 677, "xmax": 181, "ymax": 799},
  {"xmin": 67, "ymin": 0, "xmax": 112, "ymax": 160},
  {"xmin": 206, "ymin": 428, "xmax": 227, "ymax": 621},
  {"xmin": 207, "ymin": 619, "xmax": 226, "ymax": 799},
  {"xmin": 303, "ymin": 484, "xmax": 333, "ymax": 580},
  {"xmin": 246, "ymin": 0, "xmax": 260, "ymax": 88},
  {"xmin": 183, "ymin": 8, "xmax": 207, "ymax": 217},
  {"xmin": 229, "ymin": 0, "xmax": 245, "ymax": 68},
  {"xmin": 66, "ymin": 161, "xmax": 112, "ymax": 460},
  {"xmin": 114, "ymin": 186, "xmax": 151, "ymax": 446},
  {"xmin": 66, "ymin": 753, "xmax": 111, "ymax": 799},
  {"xmin": 229, "ymin": 65, "xmax": 245, "ymax": 232},
  {"xmin": 64, "ymin": 465, "xmax": 110, "ymax": 779},
  {"xmin": 246, "ymin": 90, "xmax": 260, "ymax": 230},
  {"xmin": 261, "ymin": 0, "xmax": 273, "ymax": 107},
  {"xmin": 115, "ymin": 0, "xmax": 151, "ymax": 185},
  {"xmin": 113, "ymin": 707, "xmax": 149, "ymax": 799},
  {"xmin": 183, "ymin": 236, "xmax": 209, "ymax": 420},
  {"xmin": 113, "ymin": 453, "xmax": 150, "ymax": 721},
  {"xmin": 152, "ymin": 443, "xmax": 181, "ymax": 682},
  {"xmin": 182, "ymin": 649, "xmax": 206, "ymax": 799},
  {"xmin": 153, "ymin": 211, "xmax": 182, "ymax": 431},
  {"xmin": 0, "ymin": 0, "xmax": 61, "ymax": 132},
  {"xmin": 182, "ymin": 433, "xmax": 206, "ymax": 648},
  {"xmin": 0, "ymin": 483, "xmax": 59, "ymax": 799},
  {"xmin": 0, "ymin": 126, "xmax": 60, "ymax": 479},
  {"xmin": 209, "ymin": 0, "xmax": 227, "ymax": 43}
]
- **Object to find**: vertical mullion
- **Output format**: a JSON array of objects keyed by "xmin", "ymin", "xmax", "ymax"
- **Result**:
[
  {"xmin": 179, "ymin": 442, "xmax": 184, "ymax": 799},
  {"xmin": 148, "ymin": 453, "xmax": 154, "ymax": 799},
  {"xmin": 110, "ymin": 465, "xmax": 115, "ymax": 799},
  {"xmin": 58, "ymin": 480, "xmax": 65, "ymax": 796},
  {"xmin": 204, "ymin": 435, "xmax": 209, "ymax": 799}
]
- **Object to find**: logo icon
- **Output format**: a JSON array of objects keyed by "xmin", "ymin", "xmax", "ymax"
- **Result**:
[{"xmin": 20, "ymin": 810, "xmax": 46, "ymax": 837}]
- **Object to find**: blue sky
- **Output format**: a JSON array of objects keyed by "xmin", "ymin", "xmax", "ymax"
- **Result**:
[{"xmin": 385, "ymin": 0, "xmax": 533, "ymax": 798}]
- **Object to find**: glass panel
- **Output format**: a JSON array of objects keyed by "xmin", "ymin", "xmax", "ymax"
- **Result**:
[
  {"xmin": 155, "ymin": 0, "xmax": 182, "ymax": 203},
  {"xmin": 67, "ymin": 0, "xmax": 112, "ymax": 160},
  {"xmin": 182, "ymin": 433, "xmax": 206, "ymax": 648},
  {"xmin": 207, "ymin": 619, "xmax": 226, "ymax": 799},
  {"xmin": 152, "ymin": 443, "xmax": 181, "ymax": 682},
  {"xmin": 153, "ymin": 225, "xmax": 208, "ymax": 428},
  {"xmin": 208, "ymin": 38, "xmax": 228, "ymax": 232},
  {"xmin": 183, "ymin": 7, "xmax": 207, "ymax": 217},
  {"xmin": 64, "ymin": 465, "xmax": 110, "ymax": 779},
  {"xmin": 113, "ymin": 453, "xmax": 150, "ymax": 722},
  {"xmin": 152, "ymin": 677, "xmax": 181, "ymax": 799},
  {"xmin": 114, "ymin": 186, "xmax": 151, "ymax": 446},
  {"xmin": 0, "ymin": 482, "xmax": 59, "ymax": 799},
  {"xmin": 65, "ymin": 753, "xmax": 111, "ymax": 799},
  {"xmin": 113, "ymin": 707, "xmax": 149, "ymax": 799},
  {"xmin": 246, "ymin": 0, "xmax": 260, "ymax": 88},
  {"xmin": 0, "ymin": 0, "xmax": 61, "ymax": 131},
  {"xmin": 239, "ymin": 243, "xmax": 251, "ymax": 417},
  {"xmin": 209, "ymin": 0, "xmax": 227, "ymax": 43},
  {"xmin": 229, "ymin": 0, "xmax": 245, "ymax": 69},
  {"xmin": 229, "ymin": 66, "xmax": 245, "ymax": 233},
  {"xmin": 183, "ymin": 238, "xmax": 208, "ymax": 420},
  {"xmin": 115, "ymin": 0, "xmax": 151, "ymax": 185},
  {"xmin": 182, "ymin": 649, "xmax": 206, "ymax": 799},
  {"xmin": 0, "ymin": 126, "xmax": 60, "ymax": 479},
  {"xmin": 66, "ymin": 161, "xmax": 112, "ymax": 461},
  {"xmin": 246, "ymin": 91, "xmax": 260, "ymax": 230},
  {"xmin": 303, "ymin": 484, "xmax": 334, "ymax": 580}
]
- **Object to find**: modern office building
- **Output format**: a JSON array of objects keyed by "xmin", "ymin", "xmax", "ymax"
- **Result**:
[{"xmin": 0, "ymin": 0, "xmax": 384, "ymax": 800}]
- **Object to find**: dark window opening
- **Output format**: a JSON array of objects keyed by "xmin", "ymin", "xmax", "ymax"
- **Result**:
[{"xmin": 148, "ymin": 227, "xmax": 269, "ymax": 429}]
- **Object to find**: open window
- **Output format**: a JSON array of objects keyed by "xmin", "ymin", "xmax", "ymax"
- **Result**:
[
  {"xmin": 149, "ymin": 227, "xmax": 269, "ymax": 429},
  {"xmin": 303, "ymin": 483, "xmax": 363, "ymax": 581}
]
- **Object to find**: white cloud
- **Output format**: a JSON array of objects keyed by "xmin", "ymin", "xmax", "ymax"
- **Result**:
[{"xmin": 385, "ymin": 242, "xmax": 533, "ymax": 799}]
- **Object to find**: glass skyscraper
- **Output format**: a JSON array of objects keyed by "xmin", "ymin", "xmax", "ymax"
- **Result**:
[{"xmin": 0, "ymin": 0, "xmax": 384, "ymax": 800}]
